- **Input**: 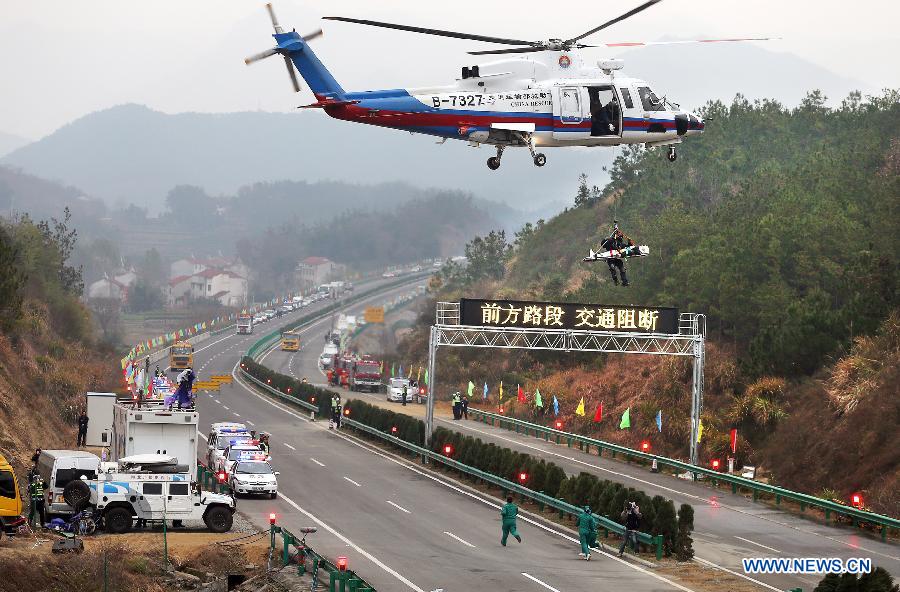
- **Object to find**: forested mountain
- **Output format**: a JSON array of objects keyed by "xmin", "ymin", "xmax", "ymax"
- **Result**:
[{"xmin": 395, "ymin": 90, "xmax": 899, "ymax": 511}]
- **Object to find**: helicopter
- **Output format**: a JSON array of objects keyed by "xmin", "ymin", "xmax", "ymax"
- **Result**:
[{"xmin": 245, "ymin": 1, "xmax": 775, "ymax": 169}]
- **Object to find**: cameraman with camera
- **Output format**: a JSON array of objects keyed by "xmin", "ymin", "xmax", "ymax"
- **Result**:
[{"xmin": 618, "ymin": 500, "xmax": 642, "ymax": 557}]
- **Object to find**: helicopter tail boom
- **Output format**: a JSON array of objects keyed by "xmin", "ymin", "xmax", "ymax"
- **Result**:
[{"xmin": 275, "ymin": 31, "xmax": 345, "ymax": 99}]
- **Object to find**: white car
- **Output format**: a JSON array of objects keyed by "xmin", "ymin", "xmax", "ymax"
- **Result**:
[
  {"xmin": 207, "ymin": 424, "xmax": 252, "ymax": 468},
  {"xmin": 264, "ymin": 309, "xmax": 276, "ymax": 319},
  {"xmin": 230, "ymin": 459, "xmax": 279, "ymax": 499},
  {"xmin": 382, "ymin": 271, "xmax": 396, "ymax": 278},
  {"xmin": 253, "ymin": 314, "xmax": 266, "ymax": 324},
  {"xmin": 386, "ymin": 377, "xmax": 418, "ymax": 403}
]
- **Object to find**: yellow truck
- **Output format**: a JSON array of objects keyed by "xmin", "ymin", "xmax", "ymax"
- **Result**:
[
  {"xmin": 169, "ymin": 340, "xmax": 194, "ymax": 371},
  {"xmin": 280, "ymin": 330, "xmax": 301, "ymax": 352},
  {"xmin": 0, "ymin": 452, "xmax": 24, "ymax": 540}
]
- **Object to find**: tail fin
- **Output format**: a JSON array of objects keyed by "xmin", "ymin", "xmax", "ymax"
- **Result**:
[{"xmin": 274, "ymin": 32, "xmax": 344, "ymax": 99}]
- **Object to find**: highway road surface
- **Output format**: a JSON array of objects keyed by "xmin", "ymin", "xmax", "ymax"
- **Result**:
[
  {"xmin": 188, "ymin": 278, "xmax": 699, "ymax": 591},
  {"xmin": 258, "ymin": 284, "xmax": 900, "ymax": 592}
]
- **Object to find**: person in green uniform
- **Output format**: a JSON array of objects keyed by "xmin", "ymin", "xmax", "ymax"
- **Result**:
[
  {"xmin": 577, "ymin": 505, "xmax": 597, "ymax": 560},
  {"xmin": 500, "ymin": 496, "xmax": 522, "ymax": 546}
]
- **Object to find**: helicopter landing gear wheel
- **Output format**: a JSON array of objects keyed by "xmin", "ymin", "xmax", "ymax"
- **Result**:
[
  {"xmin": 533, "ymin": 153, "xmax": 547, "ymax": 167},
  {"xmin": 667, "ymin": 146, "xmax": 677, "ymax": 162},
  {"xmin": 486, "ymin": 145, "xmax": 504, "ymax": 170}
]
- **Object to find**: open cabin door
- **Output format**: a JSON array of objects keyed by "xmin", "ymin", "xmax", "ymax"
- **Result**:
[{"xmin": 552, "ymin": 86, "xmax": 590, "ymax": 140}]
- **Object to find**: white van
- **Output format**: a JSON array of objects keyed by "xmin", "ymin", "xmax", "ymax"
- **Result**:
[{"xmin": 36, "ymin": 450, "xmax": 101, "ymax": 516}]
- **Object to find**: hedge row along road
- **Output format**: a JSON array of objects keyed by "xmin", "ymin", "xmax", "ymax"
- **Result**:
[
  {"xmin": 256, "ymin": 291, "xmax": 900, "ymax": 592},
  {"xmin": 187, "ymin": 275, "xmax": 709, "ymax": 592}
]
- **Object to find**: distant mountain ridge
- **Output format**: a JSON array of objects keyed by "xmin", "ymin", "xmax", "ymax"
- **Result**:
[{"xmin": 1, "ymin": 104, "xmax": 610, "ymax": 213}]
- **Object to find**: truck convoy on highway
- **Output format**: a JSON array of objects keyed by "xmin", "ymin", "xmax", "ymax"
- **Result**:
[{"xmin": 237, "ymin": 314, "xmax": 253, "ymax": 334}]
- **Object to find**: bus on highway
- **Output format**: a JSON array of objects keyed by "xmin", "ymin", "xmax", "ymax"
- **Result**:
[
  {"xmin": 169, "ymin": 341, "xmax": 194, "ymax": 371},
  {"xmin": 280, "ymin": 330, "xmax": 301, "ymax": 352}
]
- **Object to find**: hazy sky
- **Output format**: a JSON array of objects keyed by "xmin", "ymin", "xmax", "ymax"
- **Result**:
[{"xmin": 2, "ymin": 0, "xmax": 898, "ymax": 140}]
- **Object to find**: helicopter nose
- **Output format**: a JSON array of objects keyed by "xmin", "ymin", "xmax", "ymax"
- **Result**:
[{"xmin": 685, "ymin": 113, "xmax": 704, "ymax": 136}]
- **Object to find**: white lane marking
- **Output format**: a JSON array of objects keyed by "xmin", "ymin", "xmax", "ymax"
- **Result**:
[
  {"xmin": 283, "ymin": 443, "xmax": 296, "ymax": 451},
  {"xmin": 278, "ymin": 491, "xmax": 425, "ymax": 592},
  {"xmin": 521, "ymin": 573, "xmax": 561, "ymax": 592},
  {"xmin": 386, "ymin": 501, "xmax": 411, "ymax": 514},
  {"xmin": 734, "ymin": 536, "xmax": 782, "ymax": 554},
  {"xmin": 233, "ymin": 412, "xmax": 240, "ymax": 417},
  {"xmin": 694, "ymin": 557, "xmax": 782, "ymax": 591},
  {"xmin": 443, "ymin": 531, "xmax": 475, "ymax": 548},
  {"xmin": 232, "ymin": 361, "xmax": 698, "ymax": 592},
  {"xmin": 222, "ymin": 405, "xmax": 230, "ymax": 410},
  {"xmin": 310, "ymin": 457, "xmax": 325, "ymax": 467},
  {"xmin": 452, "ymin": 420, "xmax": 900, "ymax": 563},
  {"xmin": 343, "ymin": 476, "xmax": 362, "ymax": 487},
  {"xmin": 247, "ymin": 421, "xmax": 255, "ymax": 426},
  {"xmin": 215, "ymin": 399, "xmax": 221, "ymax": 404},
  {"xmin": 198, "ymin": 433, "xmax": 207, "ymax": 441}
]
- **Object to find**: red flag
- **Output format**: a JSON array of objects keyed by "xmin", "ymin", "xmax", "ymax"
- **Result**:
[
  {"xmin": 730, "ymin": 428, "xmax": 738, "ymax": 454},
  {"xmin": 593, "ymin": 402, "xmax": 603, "ymax": 422},
  {"xmin": 517, "ymin": 384, "xmax": 525, "ymax": 403}
]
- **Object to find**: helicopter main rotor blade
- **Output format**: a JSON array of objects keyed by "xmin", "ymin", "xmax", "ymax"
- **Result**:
[
  {"xmin": 467, "ymin": 46, "xmax": 548, "ymax": 56},
  {"xmin": 283, "ymin": 55, "xmax": 301, "ymax": 92},
  {"xmin": 303, "ymin": 28, "xmax": 324, "ymax": 42},
  {"xmin": 567, "ymin": 0, "xmax": 663, "ymax": 44},
  {"xmin": 323, "ymin": 16, "xmax": 537, "ymax": 46},
  {"xmin": 602, "ymin": 36, "xmax": 779, "ymax": 47},
  {"xmin": 265, "ymin": 2, "xmax": 284, "ymax": 34},
  {"xmin": 244, "ymin": 47, "xmax": 279, "ymax": 65}
]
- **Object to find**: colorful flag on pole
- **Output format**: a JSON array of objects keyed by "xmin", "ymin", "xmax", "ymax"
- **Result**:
[
  {"xmin": 467, "ymin": 381, "xmax": 475, "ymax": 397},
  {"xmin": 517, "ymin": 384, "xmax": 525, "ymax": 403},
  {"xmin": 552, "ymin": 395, "xmax": 559, "ymax": 416},
  {"xmin": 398, "ymin": 364, "xmax": 403, "ymax": 378},
  {"xmin": 619, "ymin": 407, "xmax": 631, "ymax": 429},
  {"xmin": 534, "ymin": 388, "xmax": 543, "ymax": 408},
  {"xmin": 391, "ymin": 363, "xmax": 395, "ymax": 378},
  {"xmin": 417, "ymin": 367, "xmax": 422, "ymax": 383},
  {"xmin": 697, "ymin": 419, "xmax": 704, "ymax": 443},
  {"xmin": 408, "ymin": 366, "xmax": 413, "ymax": 380},
  {"xmin": 575, "ymin": 397, "xmax": 585, "ymax": 416},
  {"xmin": 424, "ymin": 369, "xmax": 429, "ymax": 385},
  {"xmin": 499, "ymin": 381, "xmax": 504, "ymax": 402},
  {"xmin": 656, "ymin": 410, "xmax": 662, "ymax": 433},
  {"xmin": 593, "ymin": 402, "xmax": 603, "ymax": 422},
  {"xmin": 483, "ymin": 382, "xmax": 488, "ymax": 401},
  {"xmin": 729, "ymin": 428, "xmax": 737, "ymax": 453}
]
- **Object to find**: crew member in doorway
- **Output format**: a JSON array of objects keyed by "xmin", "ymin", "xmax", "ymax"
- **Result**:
[
  {"xmin": 600, "ymin": 222, "xmax": 634, "ymax": 287},
  {"xmin": 76, "ymin": 409, "xmax": 89, "ymax": 447},
  {"xmin": 589, "ymin": 87, "xmax": 619, "ymax": 136}
]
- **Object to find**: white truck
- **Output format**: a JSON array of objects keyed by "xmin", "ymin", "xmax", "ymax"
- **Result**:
[
  {"xmin": 89, "ymin": 454, "xmax": 235, "ymax": 533},
  {"xmin": 237, "ymin": 314, "xmax": 253, "ymax": 335},
  {"xmin": 111, "ymin": 403, "xmax": 199, "ymax": 480}
]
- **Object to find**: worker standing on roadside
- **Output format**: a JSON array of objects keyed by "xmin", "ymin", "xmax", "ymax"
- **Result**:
[
  {"xmin": 500, "ymin": 496, "xmax": 522, "ymax": 546},
  {"xmin": 461, "ymin": 394, "xmax": 469, "ymax": 419},
  {"xmin": 401, "ymin": 383, "xmax": 408, "ymax": 407},
  {"xmin": 28, "ymin": 474, "xmax": 46, "ymax": 528},
  {"xmin": 76, "ymin": 409, "xmax": 89, "ymax": 447},
  {"xmin": 330, "ymin": 394, "xmax": 341, "ymax": 429},
  {"xmin": 452, "ymin": 392, "xmax": 462, "ymax": 420},
  {"xmin": 618, "ymin": 500, "xmax": 642, "ymax": 557},
  {"xmin": 577, "ymin": 505, "xmax": 598, "ymax": 560}
]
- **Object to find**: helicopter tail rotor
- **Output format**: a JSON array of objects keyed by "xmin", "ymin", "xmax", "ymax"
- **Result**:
[{"xmin": 244, "ymin": 3, "xmax": 323, "ymax": 94}]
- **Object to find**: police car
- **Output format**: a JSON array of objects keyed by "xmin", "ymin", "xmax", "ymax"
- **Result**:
[
  {"xmin": 207, "ymin": 423, "xmax": 252, "ymax": 468},
  {"xmin": 216, "ymin": 443, "xmax": 269, "ymax": 477},
  {"xmin": 229, "ymin": 453, "xmax": 279, "ymax": 499}
]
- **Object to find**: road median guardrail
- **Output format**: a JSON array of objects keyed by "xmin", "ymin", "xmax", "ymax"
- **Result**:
[
  {"xmin": 271, "ymin": 524, "xmax": 376, "ymax": 591},
  {"xmin": 238, "ymin": 368, "xmax": 665, "ymax": 560},
  {"xmin": 468, "ymin": 407, "xmax": 900, "ymax": 541}
]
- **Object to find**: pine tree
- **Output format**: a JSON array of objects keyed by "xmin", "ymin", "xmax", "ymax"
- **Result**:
[
  {"xmin": 653, "ymin": 501, "xmax": 678, "ymax": 557},
  {"xmin": 675, "ymin": 503, "xmax": 695, "ymax": 561}
]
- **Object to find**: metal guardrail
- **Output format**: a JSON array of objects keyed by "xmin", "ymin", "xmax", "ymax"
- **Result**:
[
  {"xmin": 342, "ymin": 416, "xmax": 665, "ymax": 560},
  {"xmin": 272, "ymin": 524, "xmax": 376, "ymax": 591},
  {"xmin": 468, "ymin": 408, "xmax": 900, "ymax": 540},
  {"xmin": 246, "ymin": 273, "xmax": 433, "ymax": 361},
  {"xmin": 239, "ymin": 366, "xmax": 665, "ymax": 559}
]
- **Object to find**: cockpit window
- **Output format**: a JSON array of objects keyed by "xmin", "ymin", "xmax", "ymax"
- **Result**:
[{"xmin": 637, "ymin": 87, "xmax": 664, "ymax": 112}]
